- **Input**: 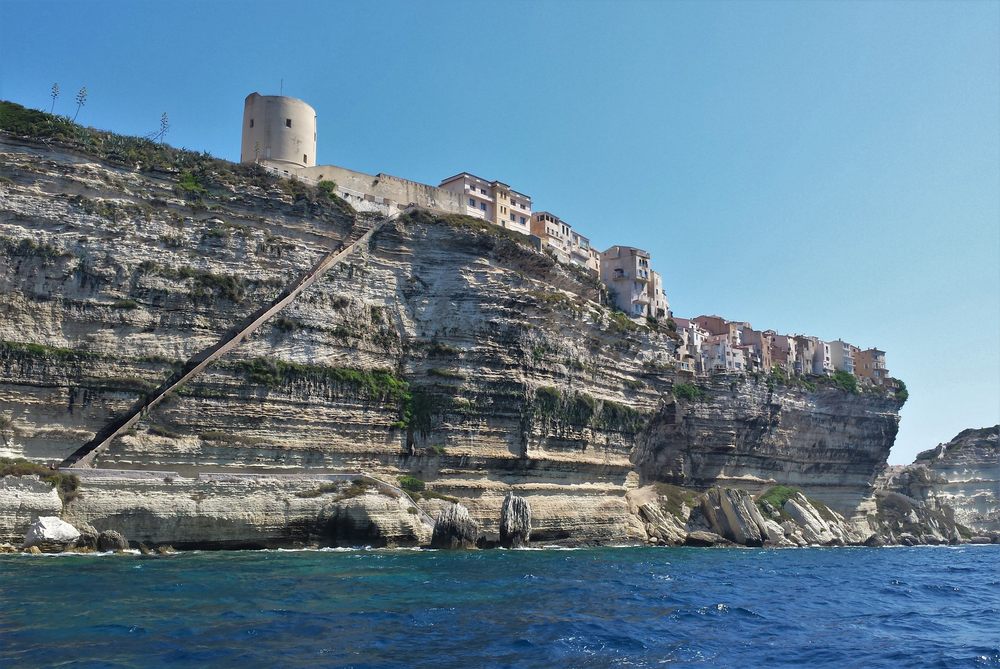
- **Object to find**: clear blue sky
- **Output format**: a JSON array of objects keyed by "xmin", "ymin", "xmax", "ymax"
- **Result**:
[{"xmin": 2, "ymin": 1, "xmax": 997, "ymax": 464}]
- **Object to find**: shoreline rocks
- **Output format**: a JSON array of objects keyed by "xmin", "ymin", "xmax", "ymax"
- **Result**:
[
  {"xmin": 499, "ymin": 493, "xmax": 531, "ymax": 549},
  {"xmin": 431, "ymin": 503, "xmax": 480, "ymax": 549}
]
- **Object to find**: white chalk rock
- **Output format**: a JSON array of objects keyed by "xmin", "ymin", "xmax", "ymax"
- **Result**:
[{"xmin": 23, "ymin": 516, "xmax": 80, "ymax": 547}]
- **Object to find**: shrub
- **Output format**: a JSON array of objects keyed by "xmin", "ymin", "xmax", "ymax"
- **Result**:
[
  {"xmin": 831, "ymin": 370, "xmax": 859, "ymax": 394},
  {"xmin": 0, "ymin": 236, "xmax": 70, "ymax": 261},
  {"xmin": 426, "ymin": 341, "xmax": 461, "ymax": 357},
  {"xmin": 398, "ymin": 475, "xmax": 426, "ymax": 493},
  {"xmin": 893, "ymin": 379, "xmax": 909, "ymax": 404},
  {"xmin": 533, "ymin": 386, "xmax": 561, "ymax": 415},
  {"xmin": 111, "ymin": 299, "xmax": 139, "ymax": 310},
  {"xmin": 428, "ymin": 367, "xmax": 465, "ymax": 380},
  {"xmin": 177, "ymin": 171, "xmax": 207, "ymax": 196},
  {"xmin": 317, "ymin": 180, "xmax": 338, "ymax": 198},
  {"xmin": 594, "ymin": 399, "xmax": 646, "ymax": 432},
  {"xmin": 672, "ymin": 382, "xmax": 705, "ymax": 401},
  {"xmin": 0, "ymin": 458, "xmax": 79, "ymax": 503}
]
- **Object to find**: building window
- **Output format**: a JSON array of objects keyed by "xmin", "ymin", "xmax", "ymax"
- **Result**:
[
  {"xmin": 480, "ymin": 188, "xmax": 486, "ymax": 195},
  {"xmin": 303, "ymin": 154, "xmax": 308, "ymax": 163},
  {"xmin": 510, "ymin": 213, "xmax": 516, "ymax": 222},
  {"xmin": 469, "ymin": 198, "xmax": 476, "ymax": 207},
  {"xmin": 285, "ymin": 119, "xmax": 292, "ymax": 128},
  {"xmin": 520, "ymin": 216, "xmax": 526, "ymax": 225},
  {"xmin": 480, "ymin": 202, "xmax": 486, "ymax": 211},
  {"xmin": 249, "ymin": 119, "xmax": 254, "ymax": 128}
]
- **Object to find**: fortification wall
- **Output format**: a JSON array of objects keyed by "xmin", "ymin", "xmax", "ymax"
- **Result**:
[{"xmin": 294, "ymin": 164, "xmax": 466, "ymax": 216}]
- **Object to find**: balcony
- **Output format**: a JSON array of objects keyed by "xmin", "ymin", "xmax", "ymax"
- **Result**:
[{"xmin": 464, "ymin": 186, "xmax": 494, "ymax": 203}]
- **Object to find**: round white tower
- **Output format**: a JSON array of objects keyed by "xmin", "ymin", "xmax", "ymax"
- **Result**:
[{"xmin": 240, "ymin": 92, "xmax": 317, "ymax": 168}]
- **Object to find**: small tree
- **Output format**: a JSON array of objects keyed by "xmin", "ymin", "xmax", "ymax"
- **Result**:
[
  {"xmin": 73, "ymin": 86, "xmax": 88, "ymax": 121},
  {"xmin": 49, "ymin": 83, "xmax": 59, "ymax": 113}
]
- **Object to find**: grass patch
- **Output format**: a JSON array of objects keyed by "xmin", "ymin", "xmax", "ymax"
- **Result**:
[
  {"xmin": 756, "ymin": 485, "xmax": 804, "ymax": 520},
  {"xmin": 176, "ymin": 171, "xmax": 208, "ymax": 197},
  {"xmin": 0, "ymin": 340, "xmax": 100, "ymax": 362},
  {"xmin": 295, "ymin": 482, "xmax": 340, "ymax": 499},
  {"xmin": 235, "ymin": 358, "xmax": 408, "ymax": 401},
  {"xmin": 607, "ymin": 310, "xmax": 640, "ymax": 333},
  {"xmin": 422, "ymin": 489, "xmax": 459, "ymax": 504},
  {"xmin": 651, "ymin": 482, "xmax": 699, "ymax": 519}
]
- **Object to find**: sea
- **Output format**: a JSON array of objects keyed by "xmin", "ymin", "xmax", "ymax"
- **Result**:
[{"xmin": 0, "ymin": 545, "xmax": 997, "ymax": 668}]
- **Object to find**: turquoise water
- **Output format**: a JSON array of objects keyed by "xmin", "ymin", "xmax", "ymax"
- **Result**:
[{"xmin": 1, "ymin": 546, "xmax": 997, "ymax": 668}]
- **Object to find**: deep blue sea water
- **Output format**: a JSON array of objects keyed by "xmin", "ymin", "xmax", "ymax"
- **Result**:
[{"xmin": 0, "ymin": 545, "xmax": 997, "ymax": 668}]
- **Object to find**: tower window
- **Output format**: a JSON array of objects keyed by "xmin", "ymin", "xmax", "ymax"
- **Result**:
[
  {"xmin": 249, "ymin": 119, "xmax": 254, "ymax": 128},
  {"xmin": 286, "ymin": 119, "xmax": 292, "ymax": 128},
  {"xmin": 303, "ymin": 154, "xmax": 308, "ymax": 163}
]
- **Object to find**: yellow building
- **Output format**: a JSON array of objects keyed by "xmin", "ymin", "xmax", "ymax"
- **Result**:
[{"xmin": 439, "ymin": 172, "xmax": 532, "ymax": 235}]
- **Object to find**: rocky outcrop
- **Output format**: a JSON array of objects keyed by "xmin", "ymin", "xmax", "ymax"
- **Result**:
[
  {"xmin": 22, "ymin": 515, "xmax": 79, "ymax": 551},
  {"xmin": 634, "ymin": 381, "xmax": 903, "ymax": 515},
  {"xmin": 626, "ymin": 484, "xmax": 690, "ymax": 545},
  {"xmin": 886, "ymin": 426, "xmax": 998, "ymax": 534},
  {"xmin": 431, "ymin": 503, "xmax": 480, "ymax": 549},
  {"xmin": 687, "ymin": 487, "xmax": 770, "ymax": 547},
  {"xmin": 97, "ymin": 529, "xmax": 128, "ymax": 552},
  {"xmin": 868, "ymin": 490, "xmax": 965, "ymax": 545},
  {"xmin": 499, "ymin": 493, "xmax": 531, "ymax": 548}
]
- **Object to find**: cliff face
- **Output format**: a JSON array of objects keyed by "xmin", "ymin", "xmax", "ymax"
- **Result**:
[
  {"xmin": 0, "ymin": 129, "xmax": 906, "ymax": 545},
  {"xmin": 886, "ymin": 426, "xmax": 999, "ymax": 534},
  {"xmin": 634, "ymin": 379, "xmax": 903, "ymax": 514}
]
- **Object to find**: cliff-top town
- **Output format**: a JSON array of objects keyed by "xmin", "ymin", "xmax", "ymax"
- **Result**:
[{"xmin": 241, "ymin": 92, "xmax": 894, "ymax": 388}]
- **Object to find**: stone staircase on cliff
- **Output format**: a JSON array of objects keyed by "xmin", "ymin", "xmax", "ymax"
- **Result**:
[{"xmin": 59, "ymin": 211, "xmax": 398, "ymax": 469}]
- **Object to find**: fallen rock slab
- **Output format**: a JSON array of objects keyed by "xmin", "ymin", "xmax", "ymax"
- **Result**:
[
  {"xmin": 22, "ymin": 516, "xmax": 80, "ymax": 551},
  {"xmin": 684, "ymin": 530, "xmax": 731, "ymax": 547}
]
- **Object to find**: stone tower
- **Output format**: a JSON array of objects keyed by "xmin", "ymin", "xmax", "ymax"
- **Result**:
[{"xmin": 240, "ymin": 92, "xmax": 317, "ymax": 168}]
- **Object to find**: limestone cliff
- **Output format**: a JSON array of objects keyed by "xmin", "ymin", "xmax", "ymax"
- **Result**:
[
  {"xmin": 634, "ymin": 377, "xmax": 903, "ymax": 514},
  {"xmin": 0, "ymin": 110, "xmax": 909, "ymax": 547},
  {"xmin": 884, "ymin": 426, "xmax": 999, "ymax": 535}
]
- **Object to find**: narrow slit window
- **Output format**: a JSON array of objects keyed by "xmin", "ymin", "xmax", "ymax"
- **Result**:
[
  {"xmin": 286, "ymin": 118, "xmax": 292, "ymax": 128},
  {"xmin": 249, "ymin": 119, "xmax": 254, "ymax": 128},
  {"xmin": 303, "ymin": 154, "xmax": 308, "ymax": 163}
]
